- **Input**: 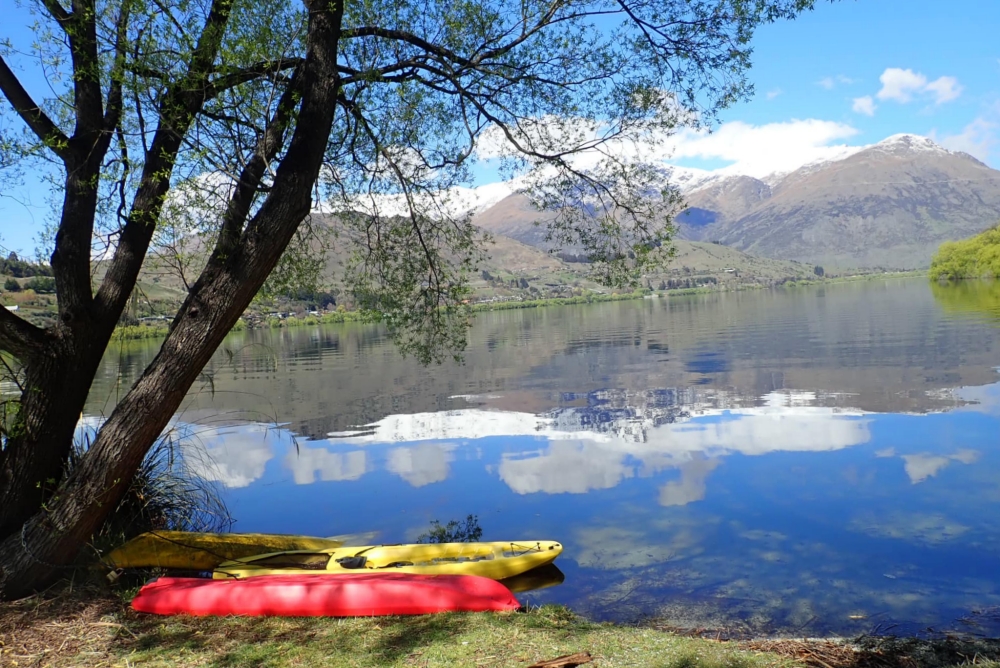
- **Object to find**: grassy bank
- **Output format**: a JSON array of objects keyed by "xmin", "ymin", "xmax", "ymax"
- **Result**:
[
  {"xmin": 0, "ymin": 586, "xmax": 776, "ymax": 668},
  {"xmin": 3, "ymin": 583, "xmax": 999, "ymax": 668}
]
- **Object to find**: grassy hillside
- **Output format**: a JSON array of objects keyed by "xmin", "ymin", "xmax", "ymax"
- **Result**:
[
  {"xmin": 2, "ymin": 222, "xmax": 827, "ymax": 325},
  {"xmin": 929, "ymin": 224, "xmax": 1000, "ymax": 280}
]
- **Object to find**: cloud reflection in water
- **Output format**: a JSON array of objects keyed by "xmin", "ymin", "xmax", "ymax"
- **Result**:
[{"xmin": 285, "ymin": 446, "xmax": 367, "ymax": 484}]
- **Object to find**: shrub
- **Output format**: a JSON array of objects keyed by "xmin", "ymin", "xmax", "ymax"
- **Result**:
[
  {"xmin": 3, "ymin": 277, "xmax": 20, "ymax": 292},
  {"xmin": 929, "ymin": 224, "xmax": 1000, "ymax": 280},
  {"xmin": 25, "ymin": 276, "xmax": 56, "ymax": 293}
]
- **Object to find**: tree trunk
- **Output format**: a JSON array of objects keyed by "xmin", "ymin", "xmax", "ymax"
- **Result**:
[
  {"xmin": 0, "ymin": 211, "xmax": 317, "ymax": 598},
  {"xmin": 0, "ymin": 0, "xmax": 345, "ymax": 600},
  {"xmin": 0, "ymin": 338, "xmax": 105, "ymax": 538}
]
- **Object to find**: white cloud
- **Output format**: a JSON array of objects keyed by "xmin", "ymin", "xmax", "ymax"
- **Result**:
[
  {"xmin": 852, "ymin": 96, "xmax": 877, "ymax": 117},
  {"xmin": 666, "ymin": 119, "xmax": 862, "ymax": 178},
  {"xmin": 817, "ymin": 75, "xmax": 855, "ymax": 90},
  {"xmin": 497, "ymin": 405, "xmax": 872, "ymax": 495},
  {"xmin": 877, "ymin": 68, "xmax": 928, "ymax": 103},
  {"xmin": 933, "ymin": 117, "xmax": 998, "ymax": 161},
  {"xmin": 766, "ymin": 88, "xmax": 783, "ymax": 100},
  {"xmin": 899, "ymin": 450, "xmax": 980, "ymax": 484},
  {"xmin": 876, "ymin": 68, "xmax": 962, "ymax": 105},
  {"xmin": 181, "ymin": 424, "xmax": 276, "ymax": 489},
  {"xmin": 925, "ymin": 76, "xmax": 963, "ymax": 104},
  {"xmin": 499, "ymin": 440, "xmax": 633, "ymax": 495},
  {"xmin": 658, "ymin": 457, "xmax": 720, "ymax": 507},
  {"xmin": 900, "ymin": 454, "xmax": 951, "ymax": 484}
]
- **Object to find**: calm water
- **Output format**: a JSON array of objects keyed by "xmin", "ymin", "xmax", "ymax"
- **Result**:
[{"xmin": 86, "ymin": 278, "xmax": 1000, "ymax": 636}]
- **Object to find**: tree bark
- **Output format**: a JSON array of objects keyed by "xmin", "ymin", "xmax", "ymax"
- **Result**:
[
  {"xmin": 0, "ymin": 0, "xmax": 238, "ymax": 573},
  {"xmin": 0, "ymin": 0, "xmax": 346, "ymax": 600},
  {"xmin": 0, "ymin": 341, "xmax": 102, "ymax": 538}
]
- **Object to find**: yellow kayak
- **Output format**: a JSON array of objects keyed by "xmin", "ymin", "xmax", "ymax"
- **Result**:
[
  {"xmin": 104, "ymin": 531, "xmax": 345, "ymax": 570},
  {"xmin": 214, "ymin": 540, "xmax": 563, "ymax": 581}
]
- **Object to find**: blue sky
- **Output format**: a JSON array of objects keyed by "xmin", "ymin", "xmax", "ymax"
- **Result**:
[{"xmin": 2, "ymin": 0, "xmax": 999, "ymax": 255}]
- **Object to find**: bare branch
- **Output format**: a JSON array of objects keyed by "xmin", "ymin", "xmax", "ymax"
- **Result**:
[{"xmin": 206, "ymin": 58, "xmax": 304, "ymax": 99}]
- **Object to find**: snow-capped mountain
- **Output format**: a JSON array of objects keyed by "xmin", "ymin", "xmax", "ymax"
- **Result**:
[
  {"xmin": 677, "ymin": 134, "xmax": 1000, "ymax": 268},
  {"xmin": 313, "ymin": 133, "xmax": 1000, "ymax": 269},
  {"xmin": 465, "ymin": 133, "xmax": 1000, "ymax": 269}
]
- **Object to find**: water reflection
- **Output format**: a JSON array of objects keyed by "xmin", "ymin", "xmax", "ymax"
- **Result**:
[
  {"xmin": 182, "ymin": 423, "xmax": 276, "ymax": 488},
  {"xmin": 284, "ymin": 445, "xmax": 367, "ymax": 484},
  {"xmin": 84, "ymin": 279, "xmax": 1000, "ymax": 636},
  {"xmin": 931, "ymin": 280, "xmax": 1000, "ymax": 321},
  {"xmin": 658, "ymin": 456, "xmax": 720, "ymax": 507},
  {"xmin": 321, "ymin": 393, "xmax": 873, "ymax": 498},
  {"xmin": 385, "ymin": 443, "xmax": 454, "ymax": 487},
  {"xmin": 891, "ymin": 450, "xmax": 980, "ymax": 484}
]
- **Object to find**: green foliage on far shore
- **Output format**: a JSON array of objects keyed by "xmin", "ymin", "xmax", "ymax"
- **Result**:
[{"xmin": 929, "ymin": 224, "xmax": 1000, "ymax": 281}]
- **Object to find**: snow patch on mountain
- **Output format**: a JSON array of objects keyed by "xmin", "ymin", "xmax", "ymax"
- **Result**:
[
  {"xmin": 874, "ymin": 133, "xmax": 953, "ymax": 154},
  {"xmin": 315, "ymin": 134, "xmax": 957, "ymax": 219}
]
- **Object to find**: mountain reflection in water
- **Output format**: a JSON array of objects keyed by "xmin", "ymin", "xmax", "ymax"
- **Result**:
[{"xmin": 85, "ymin": 279, "xmax": 1000, "ymax": 636}]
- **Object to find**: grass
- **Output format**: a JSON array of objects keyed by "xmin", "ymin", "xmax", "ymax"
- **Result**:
[
  {"xmin": 4, "ymin": 582, "xmax": 1000, "ymax": 668},
  {"xmin": 0, "ymin": 584, "xmax": 785, "ymax": 668}
]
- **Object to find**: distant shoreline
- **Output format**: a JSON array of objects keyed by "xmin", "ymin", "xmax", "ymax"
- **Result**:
[{"xmin": 108, "ymin": 270, "xmax": 926, "ymax": 342}]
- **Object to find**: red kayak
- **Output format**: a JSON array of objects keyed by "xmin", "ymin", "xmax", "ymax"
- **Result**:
[{"xmin": 131, "ymin": 573, "xmax": 520, "ymax": 616}]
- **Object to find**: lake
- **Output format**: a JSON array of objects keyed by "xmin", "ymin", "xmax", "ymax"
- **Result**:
[{"xmin": 86, "ymin": 278, "xmax": 1000, "ymax": 637}]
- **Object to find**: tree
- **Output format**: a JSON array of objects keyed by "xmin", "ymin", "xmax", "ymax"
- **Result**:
[
  {"xmin": 929, "ymin": 223, "xmax": 1000, "ymax": 281},
  {"xmin": 25, "ymin": 276, "xmax": 57, "ymax": 294},
  {"xmin": 0, "ymin": 0, "xmax": 820, "ymax": 599},
  {"xmin": 2, "ymin": 278, "xmax": 19, "ymax": 293},
  {"xmin": 813, "ymin": 265, "xmax": 824, "ymax": 277}
]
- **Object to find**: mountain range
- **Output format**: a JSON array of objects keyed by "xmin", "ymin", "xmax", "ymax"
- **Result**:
[
  {"xmin": 463, "ymin": 134, "xmax": 1000, "ymax": 270},
  {"xmin": 90, "ymin": 133, "xmax": 1000, "ymax": 316}
]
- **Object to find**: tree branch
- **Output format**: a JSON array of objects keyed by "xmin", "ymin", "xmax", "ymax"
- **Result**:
[
  {"xmin": 0, "ymin": 56, "xmax": 71, "ymax": 161},
  {"xmin": 341, "ymin": 27, "xmax": 474, "ymax": 67},
  {"xmin": 92, "ymin": 0, "xmax": 237, "ymax": 327},
  {"xmin": 67, "ymin": 0, "xmax": 106, "ymax": 144},
  {"xmin": 210, "ymin": 68, "xmax": 304, "ymax": 261},
  {"xmin": 38, "ymin": 0, "xmax": 71, "ymax": 23},
  {"xmin": 206, "ymin": 58, "xmax": 304, "ymax": 99},
  {"xmin": 102, "ymin": 0, "xmax": 132, "ymax": 134},
  {"xmin": 0, "ymin": 307, "xmax": 46, "ymax": 360}
]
